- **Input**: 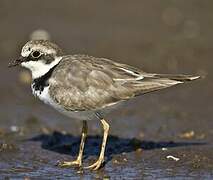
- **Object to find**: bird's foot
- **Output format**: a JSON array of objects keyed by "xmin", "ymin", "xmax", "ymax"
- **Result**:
[
  {"xmin": 84, "ymin": 158, "xmax": 104, "ymax": 170},
  {"xmin": 57, "ymin": 159, "xmax": 82, "ymax": 168}
]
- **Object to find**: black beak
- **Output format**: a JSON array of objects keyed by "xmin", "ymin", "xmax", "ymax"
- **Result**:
[{"xmin": 8, "ymin": 56, "xmax": 27, "ymax": 67}]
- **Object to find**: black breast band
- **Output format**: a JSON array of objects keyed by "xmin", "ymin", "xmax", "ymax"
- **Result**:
[{"xmin": 32, "ymin": 65, "xmax": 57, "ymax": 93}]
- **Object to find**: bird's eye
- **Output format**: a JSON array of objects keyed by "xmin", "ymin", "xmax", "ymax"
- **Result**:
[{"xmin": 31, "ymin": 51, "xmax": 41, "ymax": 58}]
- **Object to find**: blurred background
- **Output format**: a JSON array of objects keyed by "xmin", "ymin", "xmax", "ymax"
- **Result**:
[{"xmin": 0, "ymin": 0, "xmax": 212, "ymax": 179}]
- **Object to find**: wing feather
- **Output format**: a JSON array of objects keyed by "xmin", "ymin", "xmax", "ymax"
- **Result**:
[{"xmin": 49, "ymin": 55, "xmax": 199, "ymax": 111}]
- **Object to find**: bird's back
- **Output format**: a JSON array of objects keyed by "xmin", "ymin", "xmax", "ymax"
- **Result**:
[{"xmin": 47, "ymin": 55, "xmax": 199, "ymax": 112}]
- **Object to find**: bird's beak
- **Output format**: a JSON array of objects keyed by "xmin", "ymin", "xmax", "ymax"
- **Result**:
[{"xmin": 8, "ymin": 56, "xmax": 27, "ymax": 67}]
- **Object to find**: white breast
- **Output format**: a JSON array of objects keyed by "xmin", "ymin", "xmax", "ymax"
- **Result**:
[
  {"xmin": 31, "ymin": 85, "xmax": 97, "ymax": 121},
  {"xmin": 31, "ymin": 85, "xmax": 53, "ymax": 105}
]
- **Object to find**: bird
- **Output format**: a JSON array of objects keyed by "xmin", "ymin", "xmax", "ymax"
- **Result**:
[{"xmin": 9, "ymin": 40, "xmax": 200, "ymax": 170}]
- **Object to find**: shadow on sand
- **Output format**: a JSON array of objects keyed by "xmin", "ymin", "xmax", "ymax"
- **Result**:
[{"xmin": 29, "ymin": 131, "xmax": 206, "ymax": 163}]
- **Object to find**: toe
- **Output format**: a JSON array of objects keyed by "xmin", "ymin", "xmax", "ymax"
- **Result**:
[
  {"xmin": 84, "ymin": 159, "xmax": 103, "ymax": 170},
  {"xmin": 57, "ymin": 160, "xmax": 81, "ymax": 168}
]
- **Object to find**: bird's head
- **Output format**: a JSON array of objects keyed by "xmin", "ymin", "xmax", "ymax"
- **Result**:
[{"xmin": 9, "ymin": 40, "xmax": 63, "ymax": 79}]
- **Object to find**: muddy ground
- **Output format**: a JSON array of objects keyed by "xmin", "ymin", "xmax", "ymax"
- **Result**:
[{"xmin": 0, "ymin": 0, "xmax": 213, "ymax": 179}]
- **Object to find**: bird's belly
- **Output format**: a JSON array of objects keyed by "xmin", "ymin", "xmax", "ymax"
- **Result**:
[
  {"xmin": 32, "ymin": 85, "xmax": 97, "ymax": 121},
  {"xmin": 59, "ymin": 110, "xmax": 97, "ymax": 121}
]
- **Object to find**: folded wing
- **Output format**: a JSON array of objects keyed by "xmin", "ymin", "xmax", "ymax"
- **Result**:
[{"xmin": 49, "ymin": 55, "xmax": 200, "ymax": 111}]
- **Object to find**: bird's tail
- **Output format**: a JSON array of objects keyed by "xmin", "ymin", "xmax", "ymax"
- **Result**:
[
  {"xmin": 132, "ymin": 73, "xmax": 200, "ymax": 95},
  {"xmin": 153, "ymin": 74, "xmax": 200, "ymax": 82}
]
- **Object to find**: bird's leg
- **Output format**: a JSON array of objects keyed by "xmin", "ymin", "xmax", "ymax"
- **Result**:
[
  {"xmin": 85, "ymin": 118, "xmax": 109, "ymax": 170},
  {"xmin": 58, "ymin": 120, "xmax": 88, "ymax": 168}
]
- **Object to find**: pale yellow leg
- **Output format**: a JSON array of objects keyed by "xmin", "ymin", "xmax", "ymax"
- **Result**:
[
  {"xmin": 58, "ymin": 120, "xmax": 88, "ymax": 167},
  {"xmin": 85, "ymin": 119, "xmax": 109, "ymax": 170}
]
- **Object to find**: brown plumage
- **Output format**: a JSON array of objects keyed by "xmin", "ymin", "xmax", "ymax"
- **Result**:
[
  {"xmin": 49, "ymin": 54, "xmax": 199, "ymax": 111},
  {"xmin": 9, "ymin": 40, "xmax": 200, "ymax": 170}
]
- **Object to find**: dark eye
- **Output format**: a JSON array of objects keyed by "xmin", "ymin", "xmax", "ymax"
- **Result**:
[{"xmin": 31, "ymin": 51, "xmax": 41, "ymax": 58}]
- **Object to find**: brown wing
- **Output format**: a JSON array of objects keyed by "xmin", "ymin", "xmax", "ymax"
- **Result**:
[{"xmin": 49, "ymin": 55, "xmax": 199, "ymax": 111}]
